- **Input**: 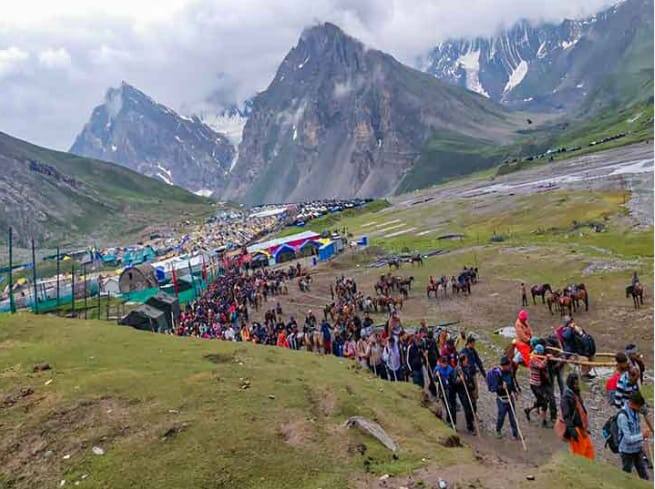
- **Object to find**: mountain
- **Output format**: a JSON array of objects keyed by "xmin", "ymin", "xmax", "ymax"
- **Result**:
[
  {"xmin": 70, "ymin": 82, "xmax": 236, "ymax": 197},
  {"xmin": 197, "ymin": 100, "xmax": 253, "ymax": 148},
  {"xmin": 425, "ymin": 0, "xmax": 653, "ymax": 112},
  {"xmin": 0, "ymin": 131, "xmax": 214, "ymax": 247},
  {"xmin": 225, "ymin": 23, "xmax": 521, "ymax": 205}
]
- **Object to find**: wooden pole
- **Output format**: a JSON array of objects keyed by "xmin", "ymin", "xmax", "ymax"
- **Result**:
[
  {"xmin": 533, "ymin": 353, "xmax": 615, "ymax": 368},
  {"xmin": 70, "ymin": 264, "xmax": 75, "ymax": 316},
  {"xmin": 31, "ymin": 238, "xmax": 38, "ymax": 314},
  {"xmin": 7, "ymin": 227, "xmax": 15, "ymax": 313},
  {"xmin": 83, "ymin": 263, "xmax": 87, "ymax": 320},
  {"xmin": 56, "ymin": 245, "xmax": 60, "ymax": 307}
]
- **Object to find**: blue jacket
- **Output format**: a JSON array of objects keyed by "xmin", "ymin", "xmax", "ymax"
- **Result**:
[
  {"xmin": 434, "ymin": 364, "xmax": 455, "ymax": 389},
  {"xmin": 460, "ymin": 346, "xmax": 486, "ymax": 376},
  {"xmin": 617, "ymin": 408, "xmax": 644, "ymax": 454}
]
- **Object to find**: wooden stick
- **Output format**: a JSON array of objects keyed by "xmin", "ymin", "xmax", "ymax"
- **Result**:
[
  {"xmin": 532, "ymin": 354, "xmax": 616, "ymax": 368},
  {"xmin": 545, "ymin": 346, "xmax": 615, "ymax": 358}
]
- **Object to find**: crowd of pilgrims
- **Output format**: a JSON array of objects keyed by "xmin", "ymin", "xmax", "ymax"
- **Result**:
[
  {"xmin": 175, "ymin": 263, "xmax": 491, "ymax": 433},
  {"xmin": 173, "ymin": 262, "xmax": 651, "ymax": 478}
]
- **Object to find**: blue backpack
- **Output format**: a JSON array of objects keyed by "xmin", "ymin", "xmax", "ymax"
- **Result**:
[{"xmin": 486, "ymin": 367, "xmax": 502, "ymax": 393}]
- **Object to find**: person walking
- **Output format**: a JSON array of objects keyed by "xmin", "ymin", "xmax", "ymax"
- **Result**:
[
  {"xmin": 520, "ymin": 283, "xmax": 528, "ymax": 307},
  {"xmin": 406, "ymin": 335, "xmax": 424, "ymax": 387},
  {"xmin": 525, "ymin": 344, "xmax": 554, "ymax": 427},
  {"xmin": 460, "ymin": 336, "xmax": 485, "ymax": 408},
  {"xmin": 455, "ymin": 354, "xmax": 477, "ymax": 433},
  {"xmin": 617, "ymin": 392, "xmax": 650, "ymax": 480},
  {"xmin": 514, "ymin": 310, "xmax": 533, "ymax": 366},
  {"xmin": 383, "ymin": 336, "xmax": 402, "ymax": 381},
  {"xmin": 614, "ymin": 367, "xmax": 641, "ymax": 409},
  {"xmin": 494, "ymin": 356, "xmax": 520, "ymax": 440},
  {"xmin": 561, "ymin": 373, "xmax": 594, "ymax": 460}
]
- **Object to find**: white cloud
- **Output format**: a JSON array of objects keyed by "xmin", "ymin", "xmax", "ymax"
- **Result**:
[
  {"xmin": 38, "ymin": 47, "xmax": 72, "ymax": 69},
  {"xmin": 0, "ymin": 0, "xmax": 617, "ymax": 150},
  {"xmin": 0, "ymin": 46, "xmax": 29, "ymax": 78}
]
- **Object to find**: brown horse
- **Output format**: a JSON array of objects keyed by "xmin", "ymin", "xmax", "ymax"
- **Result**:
[
  {"xmin": 546, "ymin": 290, "xmax": 561, "ymax": 315},
  {"xmin": 559, "ymin": 295, "xmax": 573, "ymax": 317},
  {"xmin": 531, "ymin": 283, "xmax": 552, "ymax": 304},
  {"xmin": 567, "ymin": 284, "xmax": 589, "ymax": 312},
  {"xmin": 626, "ymin": 283, "xmax": 645, "ymax": 309},
  {"xmin": 410, "ymin": 254, "xmax": 423, "ymax": 266}
]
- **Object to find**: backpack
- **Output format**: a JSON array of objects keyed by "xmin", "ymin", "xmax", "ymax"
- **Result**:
[
  {"xmin": 486, "ymin": 367, "xmax": 502, "ymax": 393},
  {"xmin": 602, "ymin": 410, "xmax": 627, "ymax": 454}
]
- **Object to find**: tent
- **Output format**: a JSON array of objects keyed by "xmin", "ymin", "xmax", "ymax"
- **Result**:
[
  {"xmin": 318, "ymin": 241, "xmax": 336, "ymax": 261},
  {"xmin": 296, "ymin": 240, "xmax": 320, "ymax": 258},
  {"xmin": 119, "ymin": 264, "xmax": 158, "ymax": 293},
  {"xmin": 273, "ymin": 244, "xmax": 296, "ymax": 263},
  {"xmin": 251, "ymin": 252, "xmax": 270, "ymax": 269},
  {"xmin": 119, "ymin": 304, "xmax": 170, "ymax": 333},
  {"xmin": 145, "ymin": 292, "xmax": 180, "ymax": 329}
]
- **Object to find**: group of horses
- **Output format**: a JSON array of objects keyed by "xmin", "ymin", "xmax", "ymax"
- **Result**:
[
  {"xmin": 426, "ymin": 268, "xmax": 478, "ymax": 299},
  {"xmin": 386, "ymin": 253, "xmax": 424, "ymax": 269},
  {"xmin": 366, "ymin": 273, "xmax": 413, "ymax": 314},
  {"xmin": 531, "ymin": 283, "xmax": 589, "ymax": 316}
]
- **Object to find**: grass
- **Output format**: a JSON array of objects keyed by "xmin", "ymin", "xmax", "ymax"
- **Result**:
[{"xmin": 0, "ymin": 313, "xmax": 463, "ymax": 489}]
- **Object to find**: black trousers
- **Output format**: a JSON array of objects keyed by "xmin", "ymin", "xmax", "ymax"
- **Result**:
[{"xmin": 621, "ymin": 451, "xmax": 649, "ymax": 480}]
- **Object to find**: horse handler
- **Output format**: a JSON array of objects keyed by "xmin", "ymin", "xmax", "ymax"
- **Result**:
[{"xmin": 513, "ymin": 309, "xmax": 533, "ymax": 366}]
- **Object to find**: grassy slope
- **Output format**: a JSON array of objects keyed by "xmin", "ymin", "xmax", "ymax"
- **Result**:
[
  {"xmin": 0, "ymin": 314, "xmax": 649, "ymax": 489},
  {"xmin": 0, "ymin": 314, "xmax": 459, "ymax": 489},
  {"xmin": 0, "ymin": 131, "xmax": 215, "ymax": 247}
]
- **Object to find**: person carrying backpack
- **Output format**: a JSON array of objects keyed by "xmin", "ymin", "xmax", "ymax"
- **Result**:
[
  {"xmin": 618, "ymin": 392, "xmax": 650, "ymax": 480},
  {"xmin": 525, "ymin": 344, "xmax": 554, "ymax": 428},
  {"xmin": 489, "ymin": 356, "xmax": 520, "ymax": 440},
  {"xmin": 561, "ymin": 373, "xmax": 594, "ymax": 460}
]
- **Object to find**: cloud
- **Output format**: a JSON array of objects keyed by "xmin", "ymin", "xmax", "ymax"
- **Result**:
[
  {"xmin": 37, "ymin": 47, "xmax": 72, "ymax": 69},
  {"xmin": 0, "ymin": 0, "xmax": 616, "ymax": 150},
  {"xmin": 0, "ymin": 46, "xmax": 29, "ymax": 78}
]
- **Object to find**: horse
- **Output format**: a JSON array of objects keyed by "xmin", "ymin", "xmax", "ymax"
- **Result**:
[
  {"xmin": 546, "ymin": 290, "xmax": 560, "ymax": 315},
  {"xmin": 531, "ymin": 283, "xmax": 552, "ymax": 305},
  {"xmin": 559, "ymin": 295, "xmax": 573, "ymax": 317},
  {"xmin": 398, "ymin": 276, "xmax": 414, "ymax": 291},
  {"xmin": 626, "ymin": 283, "xmax": 645, "ymax": 309},
  {"xmin": 567, "ymin": 283, "xmax": 589, "ymax": 312},
  {"xmin": 410, "ymin": 254, "xmax": 423, "ymax": 266},
  {"xmin": 387, "ymin": 258, "xmax": 401, "ymax": 270}
]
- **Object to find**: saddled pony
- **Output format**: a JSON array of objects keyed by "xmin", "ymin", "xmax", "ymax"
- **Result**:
[
  {"xmin": 531, "ymin": 283, "xmax": 552, "ymax": 304},
  {"xmin": 567, "ymin": 283, "xmax": 589, "ymax": 312},
  {"xmin": 410, "ymin": 254, "xmax": 423, "ymax": 266},
  {"xmin": 626, "ymin": 283, "xmax": 645, "ymax": 309},
  {"xmin": 558, "ymin": 294, "xmax": 573, "ymax": 317},
  {"xmin": 387, "ymin": 258, "xmax": 401, "ymax": 270},
  {"xmin": 398, "ymin": 276, "xmax": 414, "ymax": 291}
]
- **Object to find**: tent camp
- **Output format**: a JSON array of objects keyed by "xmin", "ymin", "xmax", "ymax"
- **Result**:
[
  {"xmin": 119, "ymin": 264, "xmax": 158, "ymax": 293},
  {"xmin": 273, "ymin": 244, "xmax": 296, "ymax": 263},
  {"xmin": 296, "ymin": 240, "xmax": 320, "ymax": 258},
  {"xmin": 119, "ymin": 304, "xmax": 170, "ymax": 333},
  {"xmin": 145, "ymin": 292, "xmax": 180, "ymax": 328},
  {"xmin": 318, "ymin": 241, "xmax": 336, "ymax": 261}
]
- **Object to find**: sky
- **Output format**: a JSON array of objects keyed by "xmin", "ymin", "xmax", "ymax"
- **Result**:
[{"xmin": 0, "ymin": 0, "xmax": 616, "ymax": 150}]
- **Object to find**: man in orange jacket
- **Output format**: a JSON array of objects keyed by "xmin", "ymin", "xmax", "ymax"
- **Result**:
[{"xmin": 514, "ymin": 309, "xmax": 533, "ymax": 366}]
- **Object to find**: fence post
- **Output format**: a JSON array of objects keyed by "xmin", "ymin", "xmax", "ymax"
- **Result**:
[
  {"xmin": 7, "ymin": 227, "xmax": 15, "ymax": 313},
  {"xmin": 83, "ymin": 263, "xmax": 87, "ymax": 320},
  {"xmin": 71, "ymin": 264, "xmax": 75, "ymax": 317},
  {"xmin": 31, "ymin": 238, "xmax": 38, "ymax": 314},
  {"xmin": 56, "ymin": 245, "xmax": 60, "ymax": 307}
]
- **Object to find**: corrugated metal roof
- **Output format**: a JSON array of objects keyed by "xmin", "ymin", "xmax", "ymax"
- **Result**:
[{"xmin": 247, "ymin": 231, "xmax": 320, "ymax": 253}]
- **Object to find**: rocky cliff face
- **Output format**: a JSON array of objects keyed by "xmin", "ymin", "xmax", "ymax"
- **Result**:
[
  {"xmin": 70, "ymin": 82, "xmax": 235, "ymax": 196},
  {"xmin": 425, "ymin": 0, "xmax": 653, "ymax": 111},
  {"xmin": 225, "ymin": 23, "xmax": 517, "ymax": 205}
]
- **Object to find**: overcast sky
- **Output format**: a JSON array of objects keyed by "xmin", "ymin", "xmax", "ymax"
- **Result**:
[{"xmin": 0, "ymin": 0, "xmax": 616, "ymax": 150}]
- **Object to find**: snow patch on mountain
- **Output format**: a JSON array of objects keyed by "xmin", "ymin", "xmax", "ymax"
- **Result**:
[
  {"xmin": 457, "ymin": 49, "xmax": 489, "ymax": 97},
  {"xmin": 156, "ymin": 162, "xmax": 174, "ymax": 185},
  {"xmin": 201, "ymin": 113, "xmax": 247, "ymax": 146},
  {"xmin": 193, "ymin": 189, "xmax": 214, "ymax": 197},
  {"xmin": 503, "ymin": 60, "xmax": 528, "ymax": 94}
]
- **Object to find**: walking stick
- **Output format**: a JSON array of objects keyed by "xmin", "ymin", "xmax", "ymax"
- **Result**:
[
  {"xmin": 503, "ymin": 382, "xmax": 527, "ymax": 451},
  {"xmin": 459, "ymin": 371, "xmax": 480, "ymax": 436},
  {"xmin": 424, "ymin": 353, "xmax": 456, "ymax": 431}
]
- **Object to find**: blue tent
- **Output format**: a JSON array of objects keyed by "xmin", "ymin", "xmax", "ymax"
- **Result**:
[{"xmin": 318, "ymin": 241, "xmax": 336, "ymax": 261}]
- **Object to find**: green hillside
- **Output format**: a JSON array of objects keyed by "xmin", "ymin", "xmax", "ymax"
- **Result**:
[
  {"xmin": 0, "ymin": 314, "xmax": 650, "ymax": 489},
  {"xmin": 0, "ymin": 131, "xmax": 215, "ymax": 248}
]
